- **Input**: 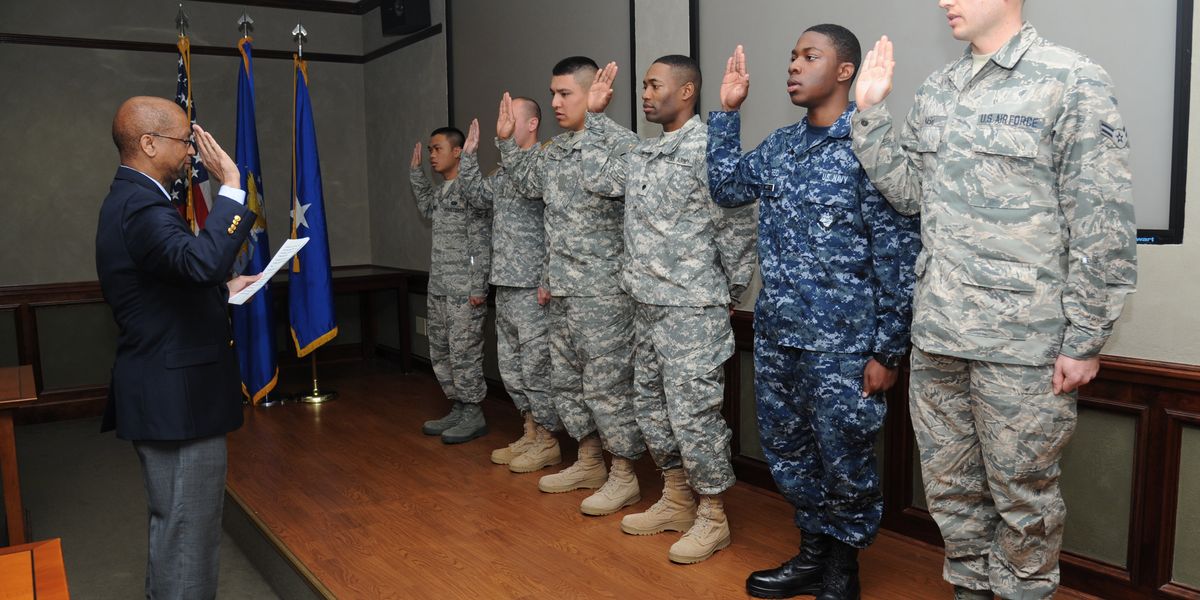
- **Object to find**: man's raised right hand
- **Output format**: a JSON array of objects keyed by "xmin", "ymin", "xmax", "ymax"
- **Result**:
[
  {"xmin": 410, "ymin": 143, "xmax": 422, "ymax": 169},
  {"xmin": 588, "ymin": 62, "xmax": 618, "ymax": 114},
  {"xmin": 855, "ymin": 36, "xmax": 895, "ymax": 112},
  {"xmin": 464, "ymin": 118, "xmax": 480, "ymax": 155},
  {"xmin": 496, "ymin": 92, "xmax": 516, "ymax": 140},
  {"xmin": 719, "ymin": 45, "xmax": 750, "ymax": 112}
]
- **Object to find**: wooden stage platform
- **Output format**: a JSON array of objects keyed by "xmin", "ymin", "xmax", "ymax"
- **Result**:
[{"xmin": 225, "ymin": 361, "xmax": 1097, "ymax": 599}]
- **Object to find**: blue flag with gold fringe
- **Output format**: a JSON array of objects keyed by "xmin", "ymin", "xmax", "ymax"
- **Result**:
[
  {"xmin": 288, "ymin": 55, "xmax": 338, "ymax": 356},
  {"xmin": 231, "ymin": 38, "xmax": 278, "ymax": 403}
]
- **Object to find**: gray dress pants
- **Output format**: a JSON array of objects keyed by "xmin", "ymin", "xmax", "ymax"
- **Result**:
[{"xmin": 133, "ymin": 434, "xmax": 227, "ymax": 600}]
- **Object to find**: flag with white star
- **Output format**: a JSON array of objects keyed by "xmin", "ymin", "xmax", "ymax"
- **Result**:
[
  {"xmin": 170, "ymin": 36, "xmax": 212, "ymax": 234},
  {"xmin": 231, "ymin": 37, "xmax": 278, "ymax": 404},
  {"xmin": 288, "ymin": 55, "xmax": 338, "ymax": 357}
]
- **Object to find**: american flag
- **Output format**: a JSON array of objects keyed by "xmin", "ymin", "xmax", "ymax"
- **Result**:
[{"xmin": 170, "ymin": 36, "xmax": 212, "ymax": 233}]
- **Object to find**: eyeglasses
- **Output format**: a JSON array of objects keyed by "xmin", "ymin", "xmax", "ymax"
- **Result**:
[{"xmin": 145, "ymin": 132, "xmax": 196, "ymax": 151}]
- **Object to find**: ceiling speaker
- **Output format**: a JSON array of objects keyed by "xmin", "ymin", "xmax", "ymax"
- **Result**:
[{"xmin": 381, "ymin": 0, "xmax": 431, "ymax": 36}]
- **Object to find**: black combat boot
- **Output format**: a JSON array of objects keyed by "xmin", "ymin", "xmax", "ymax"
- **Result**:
[
  {"xmin": 746, "ymin": 531, "xmax": 831, "ymax": 598},
  {"xmin": 815, "ymin": 541, "xmax": 860, "ymax": 600}
]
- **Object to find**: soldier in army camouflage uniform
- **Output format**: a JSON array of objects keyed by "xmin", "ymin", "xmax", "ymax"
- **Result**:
[
  {"xmin": 851, "ymin": 1, "xmax": 1137, "ymax": 597},
  {"xmin": 709, "ymin": 27, "xmax": 921, "ymax": 600},
  {"xmin": 494, "ymin": 57, "xmax": 646, "ymax": 516},
  {"xmin": 458, "ymin": 101, "xmax": 564, "ymax": 474},
  {"xmin": 409, "ymin": 127, "xmax": 492, "ymax": 445},
  {"xmin": 580, "ymin": 56, "xmax": 757, "ymax": 565}
]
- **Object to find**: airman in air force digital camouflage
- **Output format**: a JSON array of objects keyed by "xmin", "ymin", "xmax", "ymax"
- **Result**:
[
  {"xmin": 711, "ymin": 27, "xmax": 921, "ymax": 600},
  {"xmin": 579, "ymin": 56, "xmax": 757, "ymax": 566},
  {"xmin": 851, "ymin": 1, "xmax": 1137, "ymax": 597},
  {"xmin": 458, "ymin": 100, "xmax": 565, "ymax": 475},
  {"xmin": 408, "ymin": 127, "xmax": 492, "ymax": 446},
  {"xmin": 495, "ymin": 57, "xmax": 646, "ymax": 519}
]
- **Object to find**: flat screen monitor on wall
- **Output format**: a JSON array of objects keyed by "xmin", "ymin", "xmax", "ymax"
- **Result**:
[{"xmin": 698, "ymin": 0, "xmax": 1191, "ymax": 244}]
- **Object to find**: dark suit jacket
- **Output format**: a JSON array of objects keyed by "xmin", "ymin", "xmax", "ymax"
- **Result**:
[{"xmin": 96, "ymin": 167, "xmax": 255, "ymax": 441}]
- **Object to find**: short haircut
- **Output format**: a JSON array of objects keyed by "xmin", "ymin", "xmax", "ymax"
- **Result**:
[
  {"xmin": 552, "ymin": 56, "xmax": 599, "ymax": 86},
  {"xmin": 112, "ymin": 97, "xmax": 180, "ymax": 160},
  {"xmin": 513, "ymin": 96, "xmax": 542, "ymax": 124},
  {"xmin": 804, "ymin": 24, "xmax": 862, "ymax": 82},
  {"xmin": 652, "ymin": 54, "xmax": 702, "ymax": 94},
  {"xmin": 430, "ymin": 126, "xmax": 465, "ymax": 148}
]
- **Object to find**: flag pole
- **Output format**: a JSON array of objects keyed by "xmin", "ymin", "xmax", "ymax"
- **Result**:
[
  {"xmin": 289, "ymin": 20, "xmax": 335, "ymax": 405},
  {"xmin": 175, "ymin": 3, "xmax": 189, "ymax": 38},
  {"xmin": 235, "ymin": 10, "xmax": 280, "ymax": 409},
  {"xmin": 298, "ymin": 351, "xmax": 336, "ymax": 404},
  {"xmin": 238, "ymin": 10, "xmax": 254, "ymax": 40}
]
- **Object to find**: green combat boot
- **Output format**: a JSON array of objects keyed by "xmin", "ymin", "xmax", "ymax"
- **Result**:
[
  {"xmin": 440, "ymin": 403, "xmax": 488, "ymax": 444},
  {"xmin": 421, "ymin": 401, "xmax": 464, "ymax": 435}
]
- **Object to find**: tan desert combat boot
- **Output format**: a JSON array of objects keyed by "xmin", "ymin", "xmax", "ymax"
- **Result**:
[
  {"xmin": 491, "ymin": 412, "xmax": 537, "ymax": 465},
  {"xmin": 579, "ymin": 456, "xmax": 641, "ymax": 516},
  {"xmin": 537, "ymin": 433, "xmax": 607, "ymax": 493},
  {"xmin": 508, "ymin": 425, "xmax": 562, "ymax": 473},
  {"xmin": 668, "ymin": 495, "xmax": 731, "ymax": 564},
  {"xmin": 620, "ymin": 468, "xmax": 696, "ymax": 535}
]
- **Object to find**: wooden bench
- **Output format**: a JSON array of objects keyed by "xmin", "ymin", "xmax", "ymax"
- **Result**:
[{"xmin": 0, "ymin": 538, "xmax": 68, "ymax": 599}]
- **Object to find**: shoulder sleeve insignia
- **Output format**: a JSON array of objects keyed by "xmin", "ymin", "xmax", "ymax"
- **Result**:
[{"xmin": 1099, "ymin": 120, "xmax": 1129, "ymax": 149}]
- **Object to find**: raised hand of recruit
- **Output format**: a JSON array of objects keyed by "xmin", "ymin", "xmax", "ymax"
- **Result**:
[
  {"xmin": 720, "ymin": 45, "xmax": 750, "ymax": 112},
  {"xmin": 588, "ymin": 61, "xmax": 619, "ymax": 113},
  {"xmin": 496, "ymin": 92, "xmax": 516, "ymax": 140},
  {"xmin": 856, "ymin": 36, "xmax": 895, "ymax": 111},
  {"xmin": 227, "ymin": 274, "xmax": 261, "ymax": 298},
  {"xmin": 464, "ymin": 118, "xmax": 480, "ymax": 155},
  {"xmin": 192, "ymin": 124, "xmax": 240, "ymax": 189},
  {"xmin": 410, "ymin": 143, "xmax": 422, "ymax": 169}
]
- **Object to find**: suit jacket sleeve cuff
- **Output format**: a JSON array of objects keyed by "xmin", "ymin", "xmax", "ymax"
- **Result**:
[{"xmin": 219, "ymin": 185, "xmax": 247, "ymax": 205}]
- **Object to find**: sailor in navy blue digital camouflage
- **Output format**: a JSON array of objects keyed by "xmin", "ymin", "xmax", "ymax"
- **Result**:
[
  {"xmin": 851, "ymin": 0, "xmax": 1137, "ymax": 597},
  {"xmin": 494, "ymin": 58, "xmax": 646, "ymax": 517},
  {"xmin": 408, "ymin": 127, "xmax": 492, "ymax": 446},
  {"xmin": 708, "ymin": 26, "xmax": 920, "ymax": 600},
  {"xmin": 578, "ymin": 56, "xmax": 756, "ymax": 566}
]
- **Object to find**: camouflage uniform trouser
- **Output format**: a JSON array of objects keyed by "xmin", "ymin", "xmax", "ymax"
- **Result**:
[
  {"xmin": 755, "ymin": 334, "xmax": 887, "ymax": 548},
  {"xmin": 633, "ymin": 303, "xmax": 735, "ymax": 495},
  {"xmin": 426, "ymin": 294, "xmax": 486, "ymax": 405},
  {"xmin": 495, "ymin": 286, "xmax": 560, "ymax": 431},
  {"xmin": 910, "ymin": 346, "xmax": 1076, "ymax": 600},
  {"xmin": 548, "ymin": 293, "xmax": 644, "ymax": 460}
]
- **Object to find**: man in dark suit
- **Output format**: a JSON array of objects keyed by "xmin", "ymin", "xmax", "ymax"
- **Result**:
[{"xmin": 96, "ymin": 96, "xmax": 257, "ymax": 599}]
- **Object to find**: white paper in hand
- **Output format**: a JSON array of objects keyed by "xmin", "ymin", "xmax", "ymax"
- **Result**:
[{"xmin": 228, "ymin": 237, "xmax": 310, "ymax": 305}]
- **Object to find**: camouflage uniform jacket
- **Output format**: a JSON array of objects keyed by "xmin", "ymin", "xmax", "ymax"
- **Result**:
[
  {"xmin": 580, "ymin": 113, "xmax": 757, "ymax": 307},
  {"xmin": 409, "ymin": 167, "xmax": 492, "ymax": 297},
  {"xmin": 458, "ymin": 152, "xmax": 546, "ymax": 289},
  {"xmin": 708, "ymin": 104, "xmax": 921, "ymax": 356},
  {"xmin": 498, "ymin": 124, "xmax": 637, "ymax": 297},
  {"xmin": 851, "ymin": 23, "xmax": 1137, "ymax": 366}
]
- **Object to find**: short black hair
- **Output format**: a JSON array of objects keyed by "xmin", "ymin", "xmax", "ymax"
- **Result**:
[
  {"xmin": 513, "ymin": 96, "xmax": 542, "ymax": 125},
  {"xmin": 430, "ymin": 126, "xmax": 464, "ymax": 148},
  {"xmin": 552, "ymin": 56, "xmax": 599, "ymax": 81},
  {"xmin": 804, "ymin": 24, "xmax": 862, "ymax": 82},
  {"xmin": 652, "ymin": 54, "xmax": 702, "ymax": 94}
]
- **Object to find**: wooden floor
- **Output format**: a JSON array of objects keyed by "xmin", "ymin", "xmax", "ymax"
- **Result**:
[{"xmin": 226, "ymin": 360, "xmax": 1098, "ymax": 599}]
